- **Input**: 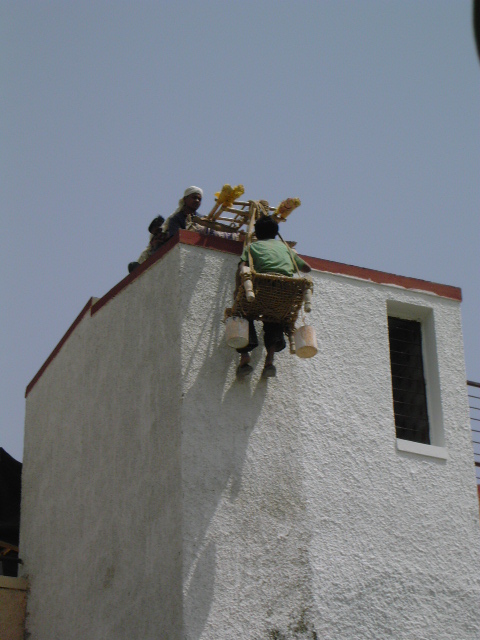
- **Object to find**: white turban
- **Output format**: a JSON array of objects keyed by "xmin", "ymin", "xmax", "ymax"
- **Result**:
[
  {"xmin": 172, "ymin": 186, "xmax": 203, "ymax": 214},
  {"xmin": 183, "ymin": 186, "xmax": 203, "ymax": 199}
]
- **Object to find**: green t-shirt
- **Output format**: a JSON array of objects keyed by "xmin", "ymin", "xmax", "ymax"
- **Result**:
[{"xmin": 241, "ymin": 239, "xmax": 306, "ymax": 276}]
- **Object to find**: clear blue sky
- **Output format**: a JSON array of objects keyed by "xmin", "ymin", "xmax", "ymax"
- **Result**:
[{"xmin": 2, "ymin": 1, "xmax": 479, "ymax": 461}]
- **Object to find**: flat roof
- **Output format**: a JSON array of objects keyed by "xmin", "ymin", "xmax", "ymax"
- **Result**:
[{"xmin": 25, "ymin": 229, "xmax": 462, "ymax": 397}]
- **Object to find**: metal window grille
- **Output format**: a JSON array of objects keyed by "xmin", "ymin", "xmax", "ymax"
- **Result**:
[
  {"xmin": 388, "ymin": 317, "xmax": 430, "ymax": 444},
  {"xmin": 468, "ymin": 380, "xmax": 480, "ymax": 485}
]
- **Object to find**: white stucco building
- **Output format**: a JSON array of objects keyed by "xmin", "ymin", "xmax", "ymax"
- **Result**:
[{"xmin": 20, "ymin": 230, "xmax": 480, "ymax": 639}]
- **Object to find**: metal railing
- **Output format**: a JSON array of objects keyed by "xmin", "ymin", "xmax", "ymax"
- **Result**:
[{"xmin": 468, "ymin": 380, "xmax": 480, "ymax": 485}]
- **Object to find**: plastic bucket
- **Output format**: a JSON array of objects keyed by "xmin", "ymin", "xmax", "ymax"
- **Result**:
[
  {"xmin": 294, "ymin": 325, "xmax": 318, "ymax": 358},
  {"xmin": 225, "ymin": 317, "xmax": 249, "ymax": 349}
]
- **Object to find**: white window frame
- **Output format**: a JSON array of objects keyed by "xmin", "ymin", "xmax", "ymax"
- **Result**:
[{"xmin": 386, "ymin": 300, "xmax": 446, "ymax": 459}]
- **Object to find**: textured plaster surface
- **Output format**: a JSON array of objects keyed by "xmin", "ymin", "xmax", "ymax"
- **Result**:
[
  {"xmin": 20, "ymin": 241, "xmax": 480, "ymax": 639},
  {"xmin": 179, "ymin": 245, "xmax": 480, "ymax": 640},
  {"xmin": 21, "ymin": 248, "xmax": 183, "ymax": 640}
]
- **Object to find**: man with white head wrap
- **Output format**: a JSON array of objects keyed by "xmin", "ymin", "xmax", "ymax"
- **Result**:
[
  {"xmin": 161, "ymin": 186, "xmax": 203, "ymax": 240},
  {"xmin": 127, "ymin": 185, "xmax": 241, "ymax": 273},
  {"xmin": 127, "ymin": 187, "xmax": 203, "ymax": 273},
  {"xmin": 171, "ymin": 185, "xmax": 240, "ymax": 241}
]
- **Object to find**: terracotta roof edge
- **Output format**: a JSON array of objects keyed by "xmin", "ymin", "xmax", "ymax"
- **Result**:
[
  {"xmin": 24, "ymin": 230, "xmax": 462, "ymax": 396},
  {"xmin": 25, "ymin": 297, "xmax": 96, "ymax": 398}
]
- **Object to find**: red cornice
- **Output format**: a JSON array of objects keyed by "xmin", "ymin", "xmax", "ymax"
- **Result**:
[
  {"xmin": 302, "ymin": 255, "xmax": 462, "ymax": 301},
  {"xmin": 25, "ymin": 298, "xmax": 95, "ymax": 398},
  {"xmin": 174, "ymin": 230, "xmax": 461, "ymax": 300},
  {"xmin": 90, "ymin": 231, "xmax": 243, "ymax": 316},
  {"xmin": 25, "ymin": 229, "xmax": 462, "ymax": 397},
  {"xmin": 175, "ymin": 229, "xmax": 244, "ymax": 256},
  {"xmin": 91, "ymin": 233, "xmax": 181, "ymax": 316}
]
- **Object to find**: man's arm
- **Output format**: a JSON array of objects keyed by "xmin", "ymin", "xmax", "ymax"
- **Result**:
[
  {"xmin": 292, "ymin": 251, "xmax": 311, "ymax": 273},
  {"xmin": 162, "ymin": 212, "xmax": 185, "ymax": 240}
]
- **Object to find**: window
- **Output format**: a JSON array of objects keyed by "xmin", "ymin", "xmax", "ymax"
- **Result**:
[{"xmin": 388, "ymin": 316, "xmax": 430, "ymax": 444}]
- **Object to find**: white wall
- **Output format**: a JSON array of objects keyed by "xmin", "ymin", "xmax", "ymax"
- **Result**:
[
  {"xmin": 20, "ymin": 240, "xmax": 480, "ymax": 639},
  {"xmin": 21, "ymin": 248, "xmax": 184, "ymax": 639},
  {"xmin": 178, "ymin": 244, "xmax": 480, "ymax": 639}
]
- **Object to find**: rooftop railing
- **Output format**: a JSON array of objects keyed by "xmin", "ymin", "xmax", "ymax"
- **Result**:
[{"xmin": 468, "ymin": 380, "xmax": 480, "ymax": 486}]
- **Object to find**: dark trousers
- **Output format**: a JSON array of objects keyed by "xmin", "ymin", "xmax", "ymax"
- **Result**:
[{"xmin": 237, "ymin": 320, "xmax": 286, "ymax": 354}]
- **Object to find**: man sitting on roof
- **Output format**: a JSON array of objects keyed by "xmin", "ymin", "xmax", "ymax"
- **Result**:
[
  {"xmin": 236, "ymin": 215, "xmax": 311, "ymax": 379},
  {"xmin": 128, "ymin": 215, "xmax": 166, "ymax": 273},
  {"xmin": 128, "ymin": 186, "xmax": 240, "ymax": 274},
  {"xmin": 161, "ymin": 186, "xmax": 203, "ymax": 240},
  {"xmin": 164, "ymin": 185, "xmax": 240, "ymax": 241}
]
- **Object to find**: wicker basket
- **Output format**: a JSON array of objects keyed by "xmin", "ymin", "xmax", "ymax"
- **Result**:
[{"xmin": 226, "ymin": 272, "xmax": 311, "ymax": 334}]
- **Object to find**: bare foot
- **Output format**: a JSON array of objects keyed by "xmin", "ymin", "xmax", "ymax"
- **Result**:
[
  {"xmin": 237, "ymin": 353, "xmax": 253, "ymax": 378},
  {"xmin": 239, "ymin": 354, "xmax": 251, "ymax": 367}
]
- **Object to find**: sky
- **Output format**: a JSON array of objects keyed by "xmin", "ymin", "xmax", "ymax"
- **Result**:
[{"xmin": 2, "ymin": 1, "xmax": 479, "ymax": 462}]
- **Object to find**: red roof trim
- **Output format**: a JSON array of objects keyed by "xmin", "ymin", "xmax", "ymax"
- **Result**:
[
  {"xmin": 25, "ymin": 298, "xmax": 95, "ymax": 398},
  {"xmin": 176, "ymin": 230, "xmax": 461, "ymax": 300},
  {"xmin": 302, "ymin": 256, "xmax": 462, "ymax": 301},
  {"xmin": 91, "ymin": 231, "xmax": 243, "ymax": 316},
  {"xmin": 177, "ymin": 229, "xmax": 244, "ymax": 256},
  {"xmin": 91, "ymin": 233, "xmax": 181, "ymax": 316},
  {"xmin": 24, "ymin": 229, "xmax": 462, "ymax": 397}
]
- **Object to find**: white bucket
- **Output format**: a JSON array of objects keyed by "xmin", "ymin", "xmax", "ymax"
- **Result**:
[
  {"xmin": 225, "ymin": 317, "xmax": 249, "ymax": 349},
  {"xmin": 294, "ymin": 325, "xmax": 318, "ymax": 358}
]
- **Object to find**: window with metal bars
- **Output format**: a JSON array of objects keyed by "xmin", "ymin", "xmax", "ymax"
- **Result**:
[{"xmin": 388, "ymin": 316, "xmax": 430, "ymax": 444}]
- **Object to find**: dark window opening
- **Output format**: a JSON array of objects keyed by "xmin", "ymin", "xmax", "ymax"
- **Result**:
[{"xmin": 388, "ymin": 317, "xmax": 430, "ymax": 444}]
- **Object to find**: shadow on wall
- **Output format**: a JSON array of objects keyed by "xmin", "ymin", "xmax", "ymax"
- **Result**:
[
  {"xmin": 180, "ymin": 249, "xmax": 271, "ymax": 638},
  {"xmin": 183, "ymin": 539, "xmax": 217, "ymax": 640},
  {"xmin": 183, "ymin": 375, "xmax": 268, "ymax": 638}
]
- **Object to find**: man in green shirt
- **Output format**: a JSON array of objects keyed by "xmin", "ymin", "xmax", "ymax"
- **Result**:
[
  {"xmin": 237, "ymin": 215, "xmax": 311, "ymax": 378},
  {"xmin": 241, "ymin": 234, "xmax": 308, "ymax": 277}
]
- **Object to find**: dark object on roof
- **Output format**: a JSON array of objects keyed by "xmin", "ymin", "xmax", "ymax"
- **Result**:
[
  {"xmin": 0, "ymin": 448, "xmax": 22, "ymax": 576},
  {"xmin": 0, "ymin": 448, "xmax": 22, "ymax": 547},
  {"xmin": 148, "ymin": 215, "xmax": 165, "ymax": 234},
  {"xmin": 475, "ymin": 0, "xmax": 480, "ymax": 61}
]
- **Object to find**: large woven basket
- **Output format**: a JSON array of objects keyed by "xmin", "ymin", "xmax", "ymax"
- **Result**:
[{"xmin": 226, "ymin": 272, "xmax": 311, "ymax": 332}]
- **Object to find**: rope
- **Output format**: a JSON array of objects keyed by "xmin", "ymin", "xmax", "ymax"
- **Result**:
[
  {"xmin": 277, "ymin": 230, "xmax": 308, "ymax": 325},
  {"xmin": 277, "ymin": 231, "xmax": 301, "ymax": 277}
]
